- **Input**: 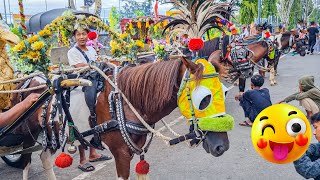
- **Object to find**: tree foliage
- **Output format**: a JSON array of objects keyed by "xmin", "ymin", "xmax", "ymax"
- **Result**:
[
  {"xmin": 277, "ymin": 0, "xmax": 295, "ymax": 27},
  {"xmin": 109, "ymin": 6, "xmax": 120, "ymax": 31},
  {"xmin": 121, "ymin": 0, "xmax": 152, "ymax": 18},
  {"xmin": 262, "ymin": 0, "xmax": 277, "ymax": 17},
  {"xmin": 309, "ymin": 7, "xmax": 320, "ymax": 23},
  {"xmin": 288, "ymin": 0, "xmax": 302, "ymax": 29},
  {"xmin": 240, "ymin": 0, "xmax": 257, "ymax": 24}
]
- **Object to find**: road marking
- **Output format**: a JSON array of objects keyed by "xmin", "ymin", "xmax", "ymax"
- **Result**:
[
  {"xmin": 72, "ymin": 116, "xmax": 184, "ymax": 180},
  {"xmin": 72, "ymin": 159, "xmax": 115, "ymax": 180}
]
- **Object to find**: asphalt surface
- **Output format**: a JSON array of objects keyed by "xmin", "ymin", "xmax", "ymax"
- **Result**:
[{"xmin": 1, "ymin": 53, "xmax": 320, "ymax": 180}]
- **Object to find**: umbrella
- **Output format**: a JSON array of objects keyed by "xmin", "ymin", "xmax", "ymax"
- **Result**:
[{"xmin": 26, "ymin": 8, "xmax": 97, "ymax": 33}]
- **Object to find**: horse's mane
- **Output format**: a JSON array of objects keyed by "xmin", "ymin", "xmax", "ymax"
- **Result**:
[
  {"xmin": 117, "ymin": 60, "xmax": 182, "ymax": 115},
  {"xmin": 198, "ymin": 37, "xmax": 220, "ymax": 58}
]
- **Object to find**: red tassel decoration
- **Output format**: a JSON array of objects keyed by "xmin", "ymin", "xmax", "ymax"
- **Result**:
[
  {"xmin": 136, "ymin": 160, "xmax": 150, "ymax": 180},
  {"xmin": 188, "ymin": 38, "xmax": 204, "ymax": 51},
  {"xmin": 88, "ymin": 32, "xmax": 97, "ymax": 40},
  {"xmin": 55, "ymin": 152, "xmax": 73, "ymax": 168}
]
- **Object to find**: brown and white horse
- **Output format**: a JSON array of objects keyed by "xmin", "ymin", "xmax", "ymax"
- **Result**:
[{"xmin": 12, "ymin": 58, "xmax": 232, "ymax": 180}]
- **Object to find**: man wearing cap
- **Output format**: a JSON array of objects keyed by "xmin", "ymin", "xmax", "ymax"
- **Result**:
[
  {"xmin": 67, "ymin": 28, "xmax": 112, "ymax": 172},
  {"xmin": 235, "ymin": 75, "xmax": 272, "ymax": 127}
]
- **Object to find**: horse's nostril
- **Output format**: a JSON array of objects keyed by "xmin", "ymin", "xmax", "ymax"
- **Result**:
[{"xmin": 215, "ymin": 145, "xmax": 225, "ymax": 154}]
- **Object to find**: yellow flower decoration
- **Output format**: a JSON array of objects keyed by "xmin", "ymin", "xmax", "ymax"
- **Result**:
[
  {"xmin": 137, "ymin": 21, "xmax": 142, "ymax": 29},
  {"xmin": 134, "ymin": 40, "xmax": 145, "ymax": 49},
  {"xmin": 38, "ymin": 29, "xmax": 51, "ymax": 37},
  {"xmin": 13, "ymin": 42, "xmax": 25, "ymax": 52},
  {"xmin": 31, "ymin": 41, "xmax": 45, "ymax": 51},
  {"xmin": 129, "ymin": 22, "xmax": 133, "ymax": 30},
  {"xmin": 163, "ymin": 20, "xmax": 168, "ymax": 27},
  {"xmin": 26, "ymin": 51, "xmax": 41, "ymax": 61},
  {"xmin": 27, "ymin": 35, "xmax": 39, "ymax": 44},
  {"xmin": 120, "ymin": 33, "xmax": 128, "ymax": 39},
  {"xmin": 146, "ymin": 19, "xmax": 150, "ymax": 28}
]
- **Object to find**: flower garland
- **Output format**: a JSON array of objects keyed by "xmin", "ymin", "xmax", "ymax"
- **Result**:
[{"xmin": 13, "ymin": 11, "xmax": 128, "ymax": 75}]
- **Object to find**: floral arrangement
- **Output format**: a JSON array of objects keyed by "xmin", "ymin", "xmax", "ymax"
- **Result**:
[
  {"xmin": 12, "ymin": 11, "xmax": 128, "ymax": 75},
  {"xmin": 152, "ymin": 40, "xmax": 166, "ymax": 60},
  {"xmin": 12, "ymin": 30, "xmax": 52, "ymax": 74}
]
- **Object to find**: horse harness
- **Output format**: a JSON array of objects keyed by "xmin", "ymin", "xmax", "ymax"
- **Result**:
[{"xmin": 39, "ymin": 63, "xmax": 153, "ymax": 156}]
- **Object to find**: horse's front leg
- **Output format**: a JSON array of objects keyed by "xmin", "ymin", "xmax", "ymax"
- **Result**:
[
  {"xmin": 113, "ymin": 148, "xmax": 132, "ymax": 180},
  {"xmin": 40, "ymin": 149, "xmax": 56, "ymax": 180},
  {"xmin": 22, "ymin": 159, "xmax": 31, "ymax": 180},
  {"xmin": 269, "ymin": 66, "xmax": 277, "ymax": 86}
]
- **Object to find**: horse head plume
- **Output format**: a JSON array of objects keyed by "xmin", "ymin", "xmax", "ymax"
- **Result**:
[{"xmin": 159, "ymin": 0, "xmax": 233, "ymax": 39}]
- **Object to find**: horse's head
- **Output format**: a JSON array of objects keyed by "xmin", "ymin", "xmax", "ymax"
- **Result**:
[{"xmin": 179, "ymin": 57, "xmax": 234, "ymax": 157}]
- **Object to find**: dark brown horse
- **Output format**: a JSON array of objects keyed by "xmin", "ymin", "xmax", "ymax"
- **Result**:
[
  {"xmin": 208, "ymin": 31, "xmax": 306, "ymax": 88},
  {"xmin": 0, "ymin": 78, "xmax": 47, "ymax": 180},
  {"xmin": 14, "ymin": 59, "xmax": 231, "ymax": 180}
]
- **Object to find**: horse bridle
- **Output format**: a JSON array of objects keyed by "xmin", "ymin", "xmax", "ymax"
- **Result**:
[{"xmin": 175, "ymin": 66, "xmax": 220, "ymax": 145}]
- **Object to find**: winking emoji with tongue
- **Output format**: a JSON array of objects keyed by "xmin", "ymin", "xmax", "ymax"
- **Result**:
[{"xmin": 251, "ymin": 104, "xmax": 312, "ymax": 164}]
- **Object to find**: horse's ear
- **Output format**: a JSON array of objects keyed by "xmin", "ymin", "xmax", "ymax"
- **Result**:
[{"xmin": 181, "ymin": 56, "xmax": 200, "ymax": 74}]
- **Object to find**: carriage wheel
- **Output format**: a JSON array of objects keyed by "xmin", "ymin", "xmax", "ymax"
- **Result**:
[{"xmin": 1, "ymin": 154, "xmax": 25, "ymax": 169}]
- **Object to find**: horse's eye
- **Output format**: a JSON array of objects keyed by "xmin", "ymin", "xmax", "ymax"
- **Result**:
[{"xmin": 191, "ymin": 86, "xmax": 212, "ymax": 111}]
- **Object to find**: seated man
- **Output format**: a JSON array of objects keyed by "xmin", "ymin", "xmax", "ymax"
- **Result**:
[
  {"xmin": 67, "ymin": 28, "xmax": 112, "ymax": 172},
  {"xmin": 293, "ymin": 112, "xmax": 320, "ymax": 180},
  {"xmin": 0, "ymin": 93, "xmax": 39, "ymax": 128},
  {"xmin": 278, "ymin": 75, "xmax": 320, "ymax": 118},
  {"xmin": 235, "ymin": 75, "xmax": 272, "ymax": 126},
  {"xmin": 67, "ymin": 28, "xmax": 97, "ymax": 68}
]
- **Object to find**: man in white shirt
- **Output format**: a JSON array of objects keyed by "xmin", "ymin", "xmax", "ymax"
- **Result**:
[
  {"xmin": 241, "ymin": 26, "xmax": 249, "ymax": 39},
  {"xmin": 67, "ymin": 29, "xmax": 97, "ymax": 67},
  {"xmin": 67, "ymin": 29, "xmax": 112, "ymax": 172}
]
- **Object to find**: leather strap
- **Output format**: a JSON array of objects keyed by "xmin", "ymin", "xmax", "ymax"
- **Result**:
[{"xmin": 75, "ymin": 46, "xmax": 90, "ymax": 63}]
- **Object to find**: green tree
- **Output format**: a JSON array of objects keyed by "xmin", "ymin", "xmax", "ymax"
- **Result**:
[
  {"xmin": 121, "ymin": 0, "xmax": 152, "ymax": 18},
  {"xmin": 240, "ymin": 0, "xmax": 258, "ymax": 24},
  {"xmin": 309, "ymin": 8, "xmax": 320, "ymax": 23},
  {"xmin": 109, "ymin": 6, "xmax": 120, "ymax": 31},
  {"xmin": 262, "ymin": 0, "xmax": 277, "ymax": 18},
  {"xmin": 288, "ymin": 0, "xmax": 302, "ymax": 29}
]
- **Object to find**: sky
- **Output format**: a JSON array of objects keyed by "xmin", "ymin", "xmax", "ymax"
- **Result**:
[{"xmin": 0, "ymin": 0, "xmax": 173, "ymax": 21}]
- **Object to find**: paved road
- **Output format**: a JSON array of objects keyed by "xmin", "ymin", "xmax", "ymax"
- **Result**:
[{"xmin": 1, "ymin": 54, "xmax": 320, "ymax": 180}]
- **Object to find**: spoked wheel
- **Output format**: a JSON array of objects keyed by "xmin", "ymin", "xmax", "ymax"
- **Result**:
[{"xmin": 1, "ymin": 154, "xmax": 25, "ymax": 169}]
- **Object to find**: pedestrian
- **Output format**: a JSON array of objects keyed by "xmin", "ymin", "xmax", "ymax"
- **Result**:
[
  {"xmin": 0, "ymin": 93, "xmax": 39, "ymax": 128},
  {"xmin": 293, "ymin": 112, "xmax": 320, "ymax": 180},
  {"xmin": 307, "ymin": 21, "xmax": 319, "ymax": 55},
  {"xmin": 236, "ymin": 75, "xmax": 272, "ymax": 127},
  {"xmin": 67, "ymin": 28, "xmax": 112, "ymax": 172},
  {"xmin": 278, "ymin": 75, "xmax": 320, "ymax": 119},
  {"xmin": 240, "ymin": 25, "xmax": 249, "ymax": 39},
  {"xmin": 313, "ymin": 32, "xmax": 320, "ymax": 54}
]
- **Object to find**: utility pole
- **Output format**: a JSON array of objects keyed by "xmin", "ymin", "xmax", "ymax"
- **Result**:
[
  {"xmin": 45, "ymin": 0, "xmax": 48, "ymax": 11},
  {"xmin": 3, "ymin": 0, "xmax": 7, "ymax": 24},
  {"xmin": 7, "ymin": 0, "xmax": 11, "ymax": 24}
]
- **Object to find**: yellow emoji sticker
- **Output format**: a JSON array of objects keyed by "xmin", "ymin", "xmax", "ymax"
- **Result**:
[{"xmin": 251, "ymin": 104, "xmax": 312, "ymax": 164}]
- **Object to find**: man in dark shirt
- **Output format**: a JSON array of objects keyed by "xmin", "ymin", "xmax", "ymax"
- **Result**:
[
  {"xmin": 236, "ymin": 75, "xmax": 272, "ymax": 126},
  {"xmin": 294, "ymin": 112, "xmax": 320, "ymax": 180},
  {"xmin": 307, "ymin": 21, "xmax": 319, "ymax": 55}
]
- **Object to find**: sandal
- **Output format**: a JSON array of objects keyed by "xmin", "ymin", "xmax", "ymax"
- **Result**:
[
  {"xmin": 89, "ymin": 154, "xmax": 112, "ymax": 162},
  {"xmin": 78, "ymin": 162, "xmax": 95, "ymax": 172},
  {"xmin": 239, "ymin": 121, "xmax": 252, "ymax": 127}
]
